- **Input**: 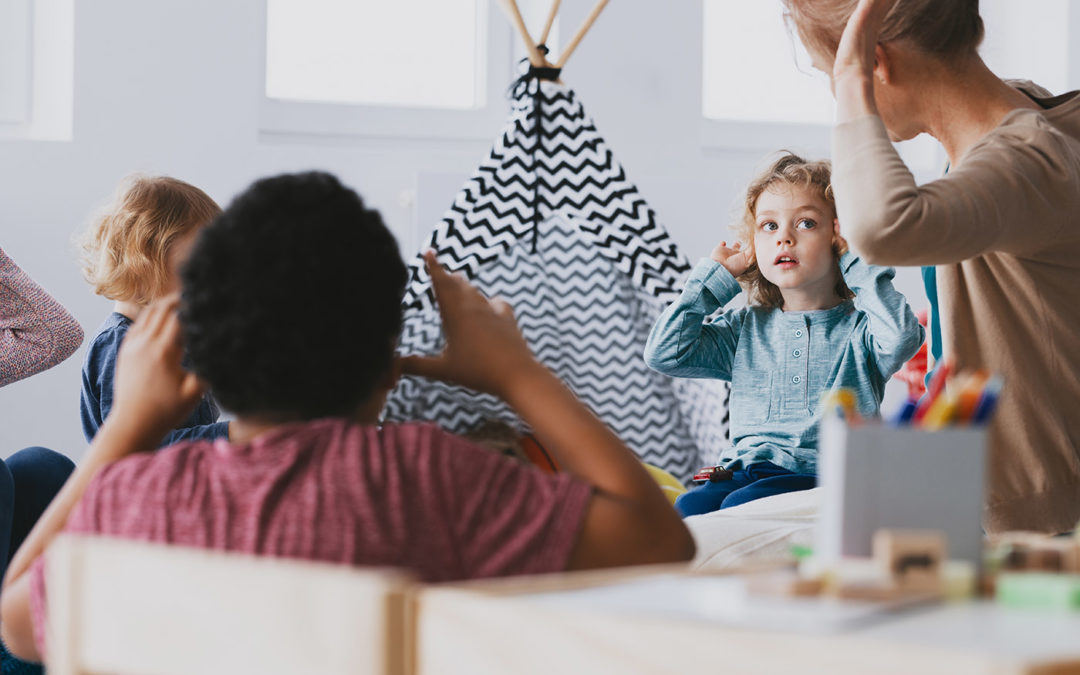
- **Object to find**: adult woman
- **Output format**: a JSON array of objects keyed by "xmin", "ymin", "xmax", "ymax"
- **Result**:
[
  {"xmin": 783, "ymin": 0, "xmax": 1080, "ymax": 533},
  {"xmin": 2, "ymin": 247, "xmax": 81, "ymax": 673}
]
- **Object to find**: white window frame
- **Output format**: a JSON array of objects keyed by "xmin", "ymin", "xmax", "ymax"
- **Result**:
[
  {"xmin": 258, "ymin": 0, "xmax": 515, "ymax": 141},
  {"xmin": 0, "ymin": 0, "xmax": 33, "ymax": 125},
  {"xmin": 0, "ymin": 0, "xmax": 74, "ymax": 142},
  {"xmin": 700, "ymin": 118, "xmax": 831, "ymax": 155}
]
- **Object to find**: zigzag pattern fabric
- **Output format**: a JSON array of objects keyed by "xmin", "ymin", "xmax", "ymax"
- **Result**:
[{"xmin": 386, "ymin": 79, "xmax": 729, "ymax": 481}]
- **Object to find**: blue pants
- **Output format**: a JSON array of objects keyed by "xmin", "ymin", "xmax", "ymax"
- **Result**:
[
  {"xmin": 674, "ymin": 461, "xmax": 816, "ymax": 517},
  {"xmin": 0, "ymin": 446, "xmax": 75, "ymax": 674}
]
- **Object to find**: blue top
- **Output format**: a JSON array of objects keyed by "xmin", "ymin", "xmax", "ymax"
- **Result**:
[
  {"xmin": 921, "ymin": 265, "xmax": 942, "ymax": 387},
  {"xmin": 644, "ymin": 252, "xmax": 924, "ymax": 474},
  {"xmin": 80, "ymin": 312, "xmax": 229, "ymax": 446}
]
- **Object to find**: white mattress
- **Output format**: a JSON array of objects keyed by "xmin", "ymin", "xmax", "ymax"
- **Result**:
[{"xmin": 686, "ymin": 488, "xmax": 819, "ymax": 571}]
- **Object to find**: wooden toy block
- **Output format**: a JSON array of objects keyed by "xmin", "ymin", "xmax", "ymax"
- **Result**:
[
  {"xmin": 746, "ymin": 571, "xmax": 824, "ymax": 598},
  {"xmin": 873, "ymin": 529, "xmax": 945, "ymax": 594},
  {"xmin": 827, "ymin": 557, "xmax": 903, "ymax": 601},
  {"xmin": 834, "ymin": 581, "xmax": 904, "ymax": 602},
  {"xmin": 942, "ymin": 560, "xmax": 977, "ymax": 601}
]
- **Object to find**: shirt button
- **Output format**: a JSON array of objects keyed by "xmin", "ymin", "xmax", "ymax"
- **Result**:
[
  {"xmin": 793, "ymin": 349, "xmax": 802, "ymax": 358},
  {"xmin": 792, "ymin": 375, "xmax": 802, "ymax": 384},
  {"xmin": 794, "ymin": 329, "xmax": 803, "ymax": 338}
]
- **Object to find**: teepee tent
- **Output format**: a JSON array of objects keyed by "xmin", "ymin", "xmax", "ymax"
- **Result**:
[{"xmin": 384, "ymin": 0, "xmax": 729, "ymax": 481}]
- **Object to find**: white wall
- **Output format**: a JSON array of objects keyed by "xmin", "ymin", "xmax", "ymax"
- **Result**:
[{"xmin": 0, "ymin": 0, "xmax": 936, "ymax": 459}]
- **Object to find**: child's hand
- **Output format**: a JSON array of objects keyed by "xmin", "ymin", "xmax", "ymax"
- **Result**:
[
  {"xmin": 401, "ymin": 251, "xmax": 542, "ymax": 400},
  {"xmin": 109, "ymin": 294, "xmax": 205, "ymax": 451},
  {"xmin": 710, "ymin": 240, "xmax": 751, "ymax": 277}
]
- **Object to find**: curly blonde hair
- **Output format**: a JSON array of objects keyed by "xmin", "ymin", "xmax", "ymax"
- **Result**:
[
  {"xmin": 732, "ymin": 152, "xmax": 852, "ymax": 309},
  {"xmin": 81, "ymin": 175, "xmax": 221, "ymax": 303}
]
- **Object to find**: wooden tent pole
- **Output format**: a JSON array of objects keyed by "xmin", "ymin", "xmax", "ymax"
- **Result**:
[
  {"xmin": 496, "ymin": 0, "xmax": 546, "ymax": 67},
  {"xmin": 554, "ymin": 0, "xmax": 610, "ymax": 69},
  {"xmin": 538, "ymin": 0, "xmax": 561, "ymax": 46}
]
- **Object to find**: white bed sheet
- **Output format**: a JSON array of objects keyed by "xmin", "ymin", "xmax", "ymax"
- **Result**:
[{"xmin": 686, "ymin": 488, "xmax": 819, "ymax": 571}]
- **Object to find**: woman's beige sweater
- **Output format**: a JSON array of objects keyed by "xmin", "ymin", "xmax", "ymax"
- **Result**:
[{"xmin": 833, "ymin": 83, "xmax": 1080, "ymax": 534}]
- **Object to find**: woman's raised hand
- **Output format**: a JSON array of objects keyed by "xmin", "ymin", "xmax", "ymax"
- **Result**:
[
  {"xmin": 833, "ymin": 0, "xmax": 898, "ymax": 83},
  {"xmin": 832, "ymin": 0, "xmax": 899, "ymax": 122}
]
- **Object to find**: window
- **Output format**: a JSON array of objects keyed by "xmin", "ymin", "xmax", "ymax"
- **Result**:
[
  {"xmin": 0, "ymin": 0, "xmax": 74, "ymax": 141},
  {"xmin": 979, "ymin": 0, "xmax": 1070, "ymax": 95},
  {"xmin": 700, "ymin": 0, "xmax": 1078, "ymax": 173},
  {"xmin": 699, "ymin": 0, "xmax": 833, "ymax": 152},
  {"xmin": 266, "ymin": 0, "xmax": 484, "ymax": 110},
  {"xmin": 0, "ymin": 0, "xmax": 32, "ymax": 124},
  {"xmin": 702, "ymin": 0, "xmax": 833, "ymax": 126},
  {"xmin": 260, "ymin": 0, "xmax": 512, "ymax": 140}
]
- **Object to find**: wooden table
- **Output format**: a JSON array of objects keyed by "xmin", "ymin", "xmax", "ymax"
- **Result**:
[{"xmin": 414, "ymin": 568, "xmax": 1080, "ymax": 675}]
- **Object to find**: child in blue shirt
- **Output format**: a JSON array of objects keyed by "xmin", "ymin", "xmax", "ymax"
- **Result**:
[
  {"xmin": 79, "ymin": 175, "xmax": 229, "ymax": 445},
  {"xmin": 644, "ymin": 153, "xmax": 923, "ymax": 516}
]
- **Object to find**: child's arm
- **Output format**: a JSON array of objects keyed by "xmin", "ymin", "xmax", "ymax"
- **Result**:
[
  {"xmin": 159, "ymin": 421, "xmax": 230, "ymax": 445},
  {"xmin": 643, "ymin": 251, "xmax": 747, "ymax": 381},
  {"xmin": 0, "ymin": 247, "xmax": 84, "ymax": 387},
  {"xmin": 82, "ymin": 329, "xmax": 228, "ymax": 445},
  {"xmin": 402, "ymin": 252, "xmax": 695, "ymax": 572},
  {"xmin": 1, "ymin": 296, "xmax": 204, "ymax": 661},
  {"xmin": 840, "ymin": 250, "xmax": 926, "ymax": 378}
]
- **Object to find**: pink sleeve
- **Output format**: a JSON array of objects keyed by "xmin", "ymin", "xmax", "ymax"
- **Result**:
[
  {"xmin": 0, "ymin": 246, "xmax": 84, "ymax": 387},
  {"xmin": 27, "ymin": 476, "xmax": 103, "ymax": 659},
  {"xmin": 435, "ymin": 430, "xmax": 592, "ymax": 579},
  {"xmin": 28, "ymin": 557, "xmax": 49, "ymax": 659}
]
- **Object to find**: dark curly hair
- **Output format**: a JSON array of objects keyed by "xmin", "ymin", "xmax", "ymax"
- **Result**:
[{"xmin": 180, "ymin": 171, "xmax": 407, "ymax": 419}]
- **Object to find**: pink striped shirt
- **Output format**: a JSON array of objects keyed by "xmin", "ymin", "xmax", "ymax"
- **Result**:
[{"xmin": 31, "ymin": 418, "xmax": 591, "ymax": 655}]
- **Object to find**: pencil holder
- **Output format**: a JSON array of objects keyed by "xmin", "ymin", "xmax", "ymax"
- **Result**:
[{"xmin": 815, "ymin": 417, "xmax": 987, "ymax": 567}]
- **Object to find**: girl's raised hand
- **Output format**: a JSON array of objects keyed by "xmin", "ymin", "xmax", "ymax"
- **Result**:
[{"xmin": 710, "ymin": 240, "xmax": 751, "ymax": 278}]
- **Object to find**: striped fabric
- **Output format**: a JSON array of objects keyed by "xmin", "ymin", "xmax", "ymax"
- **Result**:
[{"xmin": 385, "ymin": 79, "xmax": 729, "ymax": 481}]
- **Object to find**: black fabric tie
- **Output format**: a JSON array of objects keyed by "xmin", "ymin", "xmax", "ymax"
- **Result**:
[{"xmin": 509, "ymin": 46, "xmax": 561, "ymax": 254}]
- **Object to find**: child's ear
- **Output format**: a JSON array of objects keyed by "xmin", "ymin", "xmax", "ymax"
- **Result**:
[{"xmin": 832, "ymin": 218, "xmax": 849, "ymax": 256}]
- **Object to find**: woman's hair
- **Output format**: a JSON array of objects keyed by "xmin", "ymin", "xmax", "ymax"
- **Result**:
[
  {"xmin": 733, "ymin": 152, "xmax": 852, "ymax": 309},
  {"xmin": 782, "ymin": 0, "xmax": 984, "ymax": 61},
  {"xmin": 180, "ymin": 171, "xmax": 407, "ymax": 419},
  {"xmin": 80, "ymin": 175, "xmax": 221, "ymax": 303}
]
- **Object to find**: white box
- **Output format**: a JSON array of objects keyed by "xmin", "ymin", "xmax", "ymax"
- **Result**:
[{"xmin": 816, "ymin": 417, "xmax": 986, "ymax": 566}]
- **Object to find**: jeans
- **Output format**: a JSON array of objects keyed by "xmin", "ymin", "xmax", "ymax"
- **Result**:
[
  {"xmin": 674, "ymin": 461, "xmax": 816, "ymax": 517},
  {"xmin": 0, "ymin": 446, "xmax": 75, "ymax": 674}
]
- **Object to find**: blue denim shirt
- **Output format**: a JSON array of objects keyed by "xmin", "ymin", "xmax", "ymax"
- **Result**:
[
  {"xmin": 80, "ymin": 312, "xmax": 229, "ymax": 446},
  {"xmin": 644, "ymin": 252, "xmax": 924, "ymax": 474}
]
